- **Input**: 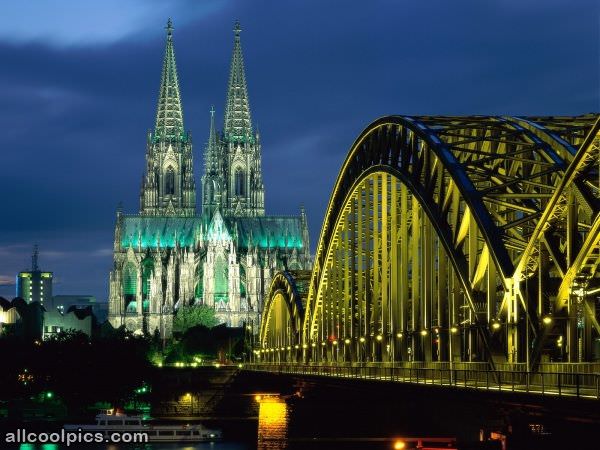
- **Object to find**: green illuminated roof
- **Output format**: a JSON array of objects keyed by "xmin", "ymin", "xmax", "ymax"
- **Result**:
[
  {"xmin": 119, "ymin": 214, "xmax": 305, "ymax": 250},
  {"xmin": 121, "ymin": 215, "xmax": 203, "ymax": 248},
  {"xmin": 224, "ymin": 216, "xmax": 304, "ymax": 249}
]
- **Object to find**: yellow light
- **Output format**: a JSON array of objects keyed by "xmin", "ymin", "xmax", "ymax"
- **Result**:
[
  {"xmin": 302, "ymin": 344, "xmax": 308, "ymax": 349},
  {"xmin": 238, "ymin": 363, "xmax": 243, "ymax": 368},
  {"xmin": 492, "ymin": 322, "xmax": 501, "ymax": 330},
  {"xmin": 294, "ymin": 344, "xmax": 299, "ymax": 349},
  {"xmin": 344, "ymin": 338, "xmax": 350, "ymax": 344},
  {"xmin": 258, "ymin": 396, "xmax": 287, "ymax": 431},
  {"xmin": 434, "ymin": 328, "xmax": 439, "ymax": 334},
  {"xmin": 215, "ymin": 363, "xmax": 221, "ymax": 368},
  {"xmin": 420, "ymin": 330, "xmax": 428, "ymax": 336},
  {"xmin": 376, "ymin": 335, "xmax": 383, "ymax": 342},
  {"xmin": 450, "ymin": 327, "xmax": 458, "ymax": 334},
  {"xmin": 254, "ymin": 394, "xmax": 262, "ymax": 402},
  {"xmin": 286, "ymin": 346, "xmax": 291, "ymax": 350},
  {"xmin": 543, "ymin": 316, "xmax": 552, "ymax": 325},
  {"xmin": 311, "ymin": 343, "xmax": 316, "ymax": 347},
  {"xmin": 396, "ymin": 333, "xmax": 403, "ymax": 338},
  {"xmin": 394, "ymin": 440, "xmax": 406, "ymax": 450},
  {"xmin": 332, "ymin": 340, "xmax": 338, "ymax": 346},
  {"xmin": 321, "ymin": 342, "xmax": 326, "ymax": 346},
  {"xmin": 359, "ymin": 336, "xmax": 366, "ymax": 343}
]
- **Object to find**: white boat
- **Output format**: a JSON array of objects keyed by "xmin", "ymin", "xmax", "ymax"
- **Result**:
[{"xmin": 63, "ymin": 409, "xmax": 222, "ymax": 442}]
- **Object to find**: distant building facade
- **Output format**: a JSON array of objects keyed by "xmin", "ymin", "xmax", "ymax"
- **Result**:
[
  {"xmin": 44, "ymin": 308, "xmax": 93, "ymax": 338},
  {"xmin": 108, "ymin": 21, "xmax": 311, "ymax": 337},
  {"xmin": 51, "ymin": 295, "xmax": 107, "ymax": 323},
  {"xmin": 16, "ymin": 246, "xmax": 52, "ymax": 305}
]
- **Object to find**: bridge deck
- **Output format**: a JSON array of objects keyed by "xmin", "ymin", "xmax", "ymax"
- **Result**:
[{"xmin": 246, "ymin": 363, "xmax": 600, "ymax": 400}]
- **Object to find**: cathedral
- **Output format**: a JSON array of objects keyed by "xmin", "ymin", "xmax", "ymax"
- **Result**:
[{"xmin": 108, "ymin": 20, "xmax": 311, "ymax": 337}]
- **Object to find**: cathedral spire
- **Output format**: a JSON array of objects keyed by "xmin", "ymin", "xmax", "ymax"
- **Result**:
[
  {"xmin": 201, "ymin": 106, "xmax": 223, "ymax": 218},
  {"xmin": 155, "ymin": 18, "xmax": 184, "ymax": 139},
  {"xmin": 223, "ymin": 20, "xmax": 253, "ymax": 143},
  {"xmin": 208, "ymin": 105, "xmax": 217, "ymax": 149},
  {"xmin": 204, "ymin": 105, "xmax": 219, "ymax": 174}
]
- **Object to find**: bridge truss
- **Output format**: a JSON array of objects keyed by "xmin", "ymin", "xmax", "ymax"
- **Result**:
[{"xmin": 259, "ymin": 115, "xmax": 600, "ymax": 371}]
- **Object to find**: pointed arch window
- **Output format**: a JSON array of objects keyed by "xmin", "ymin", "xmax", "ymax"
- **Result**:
[
  {"xmin": 165, "ymin": 167, "xmax": 175, "ymax": 195},
  {"xmin": 234, "ymin": 168, "xmax": 246, "ymax": 197},
  {"xmin": 123, "ymin": 262, "xmax": 137, "ymax": 313}
]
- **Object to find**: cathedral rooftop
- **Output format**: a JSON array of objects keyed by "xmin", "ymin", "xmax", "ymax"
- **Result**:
[{"xmin": 119, "ymin": 214, "xmax": 305, "ymax": 250}]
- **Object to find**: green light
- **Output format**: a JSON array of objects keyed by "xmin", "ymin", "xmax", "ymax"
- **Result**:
[{"xmin": 46, "ymin": 391, "xmax": 53, "ymax": 399}]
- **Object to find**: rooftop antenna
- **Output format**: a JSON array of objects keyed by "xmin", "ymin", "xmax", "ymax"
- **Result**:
[{"xmin": 32, "ymin": 244, "xmax": 39, "ymax": 271}]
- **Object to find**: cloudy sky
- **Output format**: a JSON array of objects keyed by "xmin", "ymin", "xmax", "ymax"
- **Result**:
[{"xmin": 0, "ymin": 0, "xmax": 598, "ymax": 300}]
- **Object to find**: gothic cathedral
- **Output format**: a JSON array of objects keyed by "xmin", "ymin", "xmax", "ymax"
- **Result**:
[{"xmin": 108, "ymin": 21, "xmax": 311, "ymax": 337}]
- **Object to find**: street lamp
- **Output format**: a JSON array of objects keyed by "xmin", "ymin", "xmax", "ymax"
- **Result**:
[{"xmin": 542, "ymin": 315, "xmax": 553, "ymax": 325}]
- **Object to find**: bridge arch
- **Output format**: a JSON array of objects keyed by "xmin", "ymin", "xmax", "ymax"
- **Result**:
[
  {"xmin": 299, "ymin": 115, "xmax": 599, "ymax": 366},
  {"xmin": 259, "ymin": 271, "xmax": 310, "ymax": 362}
]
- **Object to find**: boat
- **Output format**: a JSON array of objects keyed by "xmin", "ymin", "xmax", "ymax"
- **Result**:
[{"xmin": 63, "ymin": 409, "xmax": 222, "ymax": 442}]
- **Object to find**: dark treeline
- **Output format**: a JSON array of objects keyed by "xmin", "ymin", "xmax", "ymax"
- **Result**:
[{"xmin": 0, "ymin": 329, "xmax": 152, "ymax": 414}]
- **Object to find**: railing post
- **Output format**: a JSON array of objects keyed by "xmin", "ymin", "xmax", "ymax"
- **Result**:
[
  {"xmin": 558, "ymin": 372, "xmax": 561, "ymax": 397},
  {"xmin": 576, "ymin": 373, "xmax": 580, "ymax": 398},
  {"xmin": 541, "ymin": 372, "xmax": 545, "ymax": 396}
]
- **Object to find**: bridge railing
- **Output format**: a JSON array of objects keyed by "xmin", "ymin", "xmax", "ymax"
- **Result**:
[{"xmin": 244, "ymin": 363, "xmax": 600, "ymax": 400}]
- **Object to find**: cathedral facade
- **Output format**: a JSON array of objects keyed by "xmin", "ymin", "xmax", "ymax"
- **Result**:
[{"xmin": 108, "ymin": 21, "xmax": 311, "ymax": 337}]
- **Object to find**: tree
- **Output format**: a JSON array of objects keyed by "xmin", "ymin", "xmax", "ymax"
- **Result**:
[{"xmin": 173, "ymin": 305, "xmax": 219, "ymax": 333}]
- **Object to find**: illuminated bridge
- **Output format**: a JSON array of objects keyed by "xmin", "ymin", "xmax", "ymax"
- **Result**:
[{"xmin": 253, "ymin": 114, "xmax": 600, "ymax": 399}]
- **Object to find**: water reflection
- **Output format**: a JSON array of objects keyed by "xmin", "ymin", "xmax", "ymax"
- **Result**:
[{"xmin": 257, "ymin": 395, "xmax": 288, "ymax": 449}]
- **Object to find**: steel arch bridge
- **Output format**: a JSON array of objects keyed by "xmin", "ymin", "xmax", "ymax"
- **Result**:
[{"xmin": 259, "ymin": 115, "xmax": 600, "ymax": 371}]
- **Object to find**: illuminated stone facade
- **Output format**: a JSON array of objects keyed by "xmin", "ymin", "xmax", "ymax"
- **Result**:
[{"xmin": 108, "ymin": 21, "xmax": 311, "ymax": 336}]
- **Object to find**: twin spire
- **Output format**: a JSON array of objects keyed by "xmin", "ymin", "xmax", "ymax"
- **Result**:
[
  {"xmin": 154, "ymin": 19, "xmax": 253, "ymax": 143},
  {"xmin": 223, "ymin": 20, "xmax": 253, "ymax": 143},
  {"xmin": 154, "ymin": 18, "xmax": 184, "ymax": 139}
]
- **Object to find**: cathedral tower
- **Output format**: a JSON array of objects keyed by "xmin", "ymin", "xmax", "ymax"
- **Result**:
[
  {"xmin": 202, "ymin": 21, "xmax": 264, "ymax": 218},
  {"xmin": 140, "ymin": 19, "xmax": 196, "ymax": 216}
]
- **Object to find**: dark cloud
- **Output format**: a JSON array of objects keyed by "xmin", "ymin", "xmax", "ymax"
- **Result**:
[{"xmin": 0, "ymin": 0, "xmax": 597, "ymax": 301}]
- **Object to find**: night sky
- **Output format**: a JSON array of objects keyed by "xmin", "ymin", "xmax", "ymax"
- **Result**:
[{"xmin": 0, "ymin": 0, "xmax": 598, "ymax": 301}]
